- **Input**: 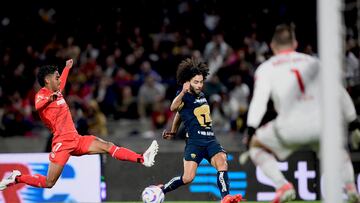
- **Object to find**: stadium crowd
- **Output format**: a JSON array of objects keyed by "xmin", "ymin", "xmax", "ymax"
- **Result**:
[{"xmin": 0, "ymin": 1, "xmax": 359, "ymax": 145}]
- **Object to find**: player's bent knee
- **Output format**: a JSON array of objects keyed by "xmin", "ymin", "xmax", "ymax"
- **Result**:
[{"xmin": 214, "ymin": 153, "xmax": 228, "ymax": 171}]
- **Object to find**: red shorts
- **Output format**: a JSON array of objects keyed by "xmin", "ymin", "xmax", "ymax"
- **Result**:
[{"xmin": 49, "ymin": 134, "xmax": 97, "ymax": 166}]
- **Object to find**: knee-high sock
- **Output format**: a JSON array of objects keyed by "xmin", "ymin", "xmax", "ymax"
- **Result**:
[
  {"xmin": 217, "ymin": 171, "xmax": 230, "ymax": 198},
  {"xmin": 250, "ymin": 146, "xmax": 288, "ymax": 189},
  {"xmin": 109, "ymin": 146, "xmax": 143, "ymax": 163},
  {"xmin": 16, "ymin": 174, "xmax": 47, "ymax": 188},
  {"xmin": 162, "ymin": 176, "xmax": 185, "ymax": 194}
]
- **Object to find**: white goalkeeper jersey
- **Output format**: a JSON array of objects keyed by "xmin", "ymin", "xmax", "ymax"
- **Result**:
[{"xmin": 247, "ymin": 50, "xmax": 356, "ymax": 131}]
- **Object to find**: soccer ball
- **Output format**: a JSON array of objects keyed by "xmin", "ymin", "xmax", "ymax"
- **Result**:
[{"xmin": 141, "ymin": 185, "xmax": 165, "ymax": 203}]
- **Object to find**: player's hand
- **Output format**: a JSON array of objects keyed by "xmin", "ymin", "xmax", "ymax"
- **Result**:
[
  {"xmin": 239, "ymin": 150, "xmax": 250, "ymax": 166},
  {"xmin": 66, "ymin": 59, "xmax": 73, "ymax": 68},
  {"xmin": 349, "ymin": 119, "xmax": 360, "ymax": 150},
  {"xmin": 49, "ymin": 92, "xmax": 59, "ymax": 102},
  {"xmin": 350, "ymin": 129, "xmax": 360, "ymax": 150},
  {"xmin": 162, "ymin": 130, "xmax": 176, "ymax": 140},
  {"xmin": 182, "ymin": 82, "xmax": 190, "ymax": 93}
]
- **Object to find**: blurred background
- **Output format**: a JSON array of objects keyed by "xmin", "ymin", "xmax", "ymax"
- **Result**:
[{"xmin": 0, "ymin": 0, "xmax": 359, "ymax": 202}]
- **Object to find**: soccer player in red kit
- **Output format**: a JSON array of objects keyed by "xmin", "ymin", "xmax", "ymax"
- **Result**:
[{"xmin": 0, "ymin": 59, "xmax": 159, "ymax": 190}]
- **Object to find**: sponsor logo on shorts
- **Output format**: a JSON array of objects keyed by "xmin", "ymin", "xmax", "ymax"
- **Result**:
[{"xmin": 191, "ymin": 153, "xmax": 197, "ymax": 159}]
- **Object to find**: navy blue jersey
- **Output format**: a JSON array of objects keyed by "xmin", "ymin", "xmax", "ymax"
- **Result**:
[{"xmin": 177, "ymin": 91, "xmax": 216, "ymax": 145}]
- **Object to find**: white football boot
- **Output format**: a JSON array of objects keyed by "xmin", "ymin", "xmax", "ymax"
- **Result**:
[{"xmin": 142, "ymin": 140, "xmax": 159, "ymax": 167}]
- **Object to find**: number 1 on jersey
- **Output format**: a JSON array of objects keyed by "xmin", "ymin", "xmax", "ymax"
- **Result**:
[{"xmin": 291, "ymin": 68, "xmax": 305, "ymax": 94}]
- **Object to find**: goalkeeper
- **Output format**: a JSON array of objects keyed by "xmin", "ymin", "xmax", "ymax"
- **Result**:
[{"xmin": 243, "ymin": 24, "xmax": 360, "ymax": 203}]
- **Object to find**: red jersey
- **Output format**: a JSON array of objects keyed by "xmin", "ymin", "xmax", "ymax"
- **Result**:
[{"xmin": 35, "ymin": 67, "xmax": 78, "ymax": 142}]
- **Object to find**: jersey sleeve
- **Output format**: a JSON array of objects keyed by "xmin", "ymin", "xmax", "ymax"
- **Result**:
[
  {"xmin": 59, "ymin": 66, "xmax": 71, "ymax": 92},
  {"xmin": 173, "ymin": 89, "xmax": 185, "ymax": 111},
  {"xmin": 341, "ymin": 87, "xmax": 357, "ymax": 123},
  {"xmin": 247, "ymin": 66, "xmax": 272, "ymax": 128},
  {"xmin": 35, "ymin": 92, "xmax": 49, "ymax": 111}
]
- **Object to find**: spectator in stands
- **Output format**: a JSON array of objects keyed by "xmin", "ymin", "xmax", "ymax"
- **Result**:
[
  {"xmin": 228, "ymin": 75, "xmax": 250, "ymax": 133},
  {"xmin": 137, "ymin": 75, "xmax": 166, "ymax": 121},
  {"xmin": 344, "ymin": 38, "xmax": 360, "ymax": 89},
  {"xmin": 115, "ymin": 86, "xmax": 139, "ymax": 120},
  {"xmin": 209, "ymin": 94, "xmax": 231, "ymax": 133},
  {"xmin": 203, "ymin": 75, "xmax": 227, "ymax": 101},
  {"xmin": 86, "ymin": 100, "xmax": 108, "ymax": 137},
  {"xmin": 204, "ymin": 32, "xmax": 232, "ymax": 62},
  {"xmin": 151, "ymin": 101, "xmax": 173, "ymax": 130},
  {"xmin": 136, "ymin": 60, "xmax": 162, "ymax": 85},
  {"xmin": 2, "ymin": 91, "xmax": 33, "ymax": 136}
]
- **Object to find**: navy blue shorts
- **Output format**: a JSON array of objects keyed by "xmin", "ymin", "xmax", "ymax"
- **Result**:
[{"xmin": 184, "ymin": 140, "xmax": 226, "ymax": 164}]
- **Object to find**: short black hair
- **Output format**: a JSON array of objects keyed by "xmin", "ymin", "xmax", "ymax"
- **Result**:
[
  {"xmin": 176, "ymin": 58, "xmax": 209, "ymax": 84},
  {"xmin": 272, "ymin": 24, "xmax": 296, "ymax": 46},
  {"xmin": 37, "ymin": 65, "xmax": 58, "ymax": 87}
]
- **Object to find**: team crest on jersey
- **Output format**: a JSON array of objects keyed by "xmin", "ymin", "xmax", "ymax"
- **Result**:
[{"xmin": 191, "ymin": 153, "xmax": 197, "ymax": 159}]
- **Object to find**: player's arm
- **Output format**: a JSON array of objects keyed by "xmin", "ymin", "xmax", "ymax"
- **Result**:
[
  {"xmin": 35, "ymin": 92, "xmax": 58, "ymax": 111},
  {"xmin": 170, "ymin": 112, "xmax": 182, "ymax": 133},
  {"xmin": 341, "ymin": 87, "xmax": 357, "ymax": 123},
  {"xmin": 245, "ymin": 67, "xmax": 271, "ymax": 145},
  {"xmin": 163, "ymin": 112, "xmax": 182, "ymax": 140},
  {"xmin": 341, "ymin": 87, "xmax": 360, "ymax": 149},
  {"xmin": 170, "ymin": 82, "xmax": 190, "ymax": 112},
  {"xmin": 349, "ymin": 118, "xmax": 360, "ymax": 149},
  {"xmin": 59, "ymin": 59, "xmax": 73, "ymax": 92}
]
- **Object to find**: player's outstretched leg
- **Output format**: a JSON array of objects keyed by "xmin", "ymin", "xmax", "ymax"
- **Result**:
[
  {"xmin": 142, "ymin": 140, "xmax": 159, "ymax": 167},
  {"xmin": 108, "ymin": 139, "xmax": 158, "ymax": 167},
  {"xmin": 0, "ymin": 170, "xmax": 21, "ymax": 191}
]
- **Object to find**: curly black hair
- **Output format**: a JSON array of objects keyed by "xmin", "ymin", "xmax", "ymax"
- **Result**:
[
  {"xmin": 37, "ymin": 65, "xmax": 58, "ymax": 87},
  {"xmin": 176, "ymin": 58, "xmax": 209, "ymax": 85}
]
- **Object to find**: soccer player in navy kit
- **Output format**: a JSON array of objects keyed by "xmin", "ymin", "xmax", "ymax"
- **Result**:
[{"xmin": 161, "ymin": 58, "xmax": 242, "ymax": 203}]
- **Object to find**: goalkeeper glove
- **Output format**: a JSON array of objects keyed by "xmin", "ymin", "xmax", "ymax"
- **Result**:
[
  {"xmin": 351, "ymin": 129, "xmax": 360, "ymax": 150},
  {"xmin": 349, "ymin": 118, "xmax": 360, "ymax": 150}
]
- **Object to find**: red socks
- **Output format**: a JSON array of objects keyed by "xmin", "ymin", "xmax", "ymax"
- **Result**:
[
  {"xmin": 109, "ymin": 146, "xmax": 144, "ymax": 163},
  {"xmin": 14, "ymin": 146, "xmax": 143, "ymax": 188},
  {"xmin": 16, "ymin": 174, "xmax": 47, "ymax": 188}
]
